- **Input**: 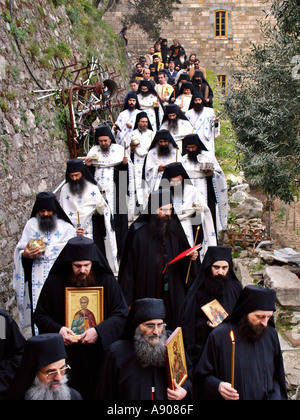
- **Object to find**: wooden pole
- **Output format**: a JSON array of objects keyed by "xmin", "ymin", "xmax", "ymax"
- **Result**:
[{"xmin": 185, "ymin": 226, "xmax": 201, "ymax": 284}]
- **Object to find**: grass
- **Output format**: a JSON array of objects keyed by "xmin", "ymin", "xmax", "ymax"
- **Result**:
[{"xmin": 206, "ymin": 69, "xmax": 240, "ymax": 176}]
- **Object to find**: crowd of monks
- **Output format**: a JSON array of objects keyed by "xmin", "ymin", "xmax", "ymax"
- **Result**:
[{"xmin": 0, "ymin": 37, "xmax": 288, "ymax": 402}]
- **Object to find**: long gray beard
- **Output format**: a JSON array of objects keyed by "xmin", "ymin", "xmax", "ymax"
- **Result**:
[
  {"xmin": 134, "ymin": 328, "xmax": 167, "ymax": 368},
  {"xmin": 25, "ymin": 375, "xmax": 72, "ymax": 401}
]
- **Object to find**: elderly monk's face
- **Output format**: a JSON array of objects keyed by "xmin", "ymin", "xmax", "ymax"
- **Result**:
[
  {"xmin": 248, "ymin": 311, "xmax": 273, "ymax": 328},
  {"xmin": 138, "ymin": 117, "xmax": 149, "ymax": 132},
  {"xmin": 139, "ymin": 319, "xmax": 165, "ymax": 344},
  {"xmin": 211, "ymin": 261, "xmax": 229, "ymax": 278},
  {"xmin": 37, "ymin": 359, "xmax": 67, "ymax": 389}
]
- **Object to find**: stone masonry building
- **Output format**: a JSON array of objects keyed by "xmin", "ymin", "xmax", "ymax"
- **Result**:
[{"xmin": 104, "ymin": 0, "xmax": 272, "ymax": 91}]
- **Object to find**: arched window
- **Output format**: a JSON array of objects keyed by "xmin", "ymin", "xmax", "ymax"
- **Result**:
[{"xmin": 214, "ymin": 10, "xmax": 228, "ymax": 38}]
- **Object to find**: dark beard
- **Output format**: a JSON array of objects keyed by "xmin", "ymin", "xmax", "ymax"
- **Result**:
[
  {"xmin": 69, "ymin": 177, "xmax": 86, "ymax": 195},
  {"xmin": 140, "ymin": 91, "xmax": 150, "ymax": 98},
  {"xmin": 134, "ymin": 328, "xmax": 167, "ymax": 368},
  {"xmin": 157, "ymin": 144, "xmax": 171, "ymax": 157},
  {"xmin": 194, "ymin": 103, "xmax": 204, "ymax": 113},
  {"xmin": 168, "ymin": 117, "xmax": 178, "ymax": 133},
  {"xmin": 69, "ymin": 266, "xmax": 95, "ymax": 287},
  {"xmin": 37, "ymin": 214, "xmax": 57, "ymax": 233},
  {"xmin": 239, "ymin": 315, "xmax": 267, "ymax": 342},
  {"xmin": 149, "ymin": 214, "xmax": 171, "ymax": 240},
  {"xmin": 203, "ymin": 269, "xmax": 230, "ymax": 301},
  {"xmin": 187, "ymin": 150, "xmax": 199, "ymax": 162},
  {"xmin": 100, "ymin": 145, "xmax": 110, "ymax": 152}
]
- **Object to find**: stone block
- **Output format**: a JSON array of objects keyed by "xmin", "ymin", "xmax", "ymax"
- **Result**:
[
  {"xmin": 235, "ymin": 197, "xmax": 263, "ymax": 219},
  {"xmin": 234, "ymin": 259, "xmax": 254, "ymax": 287},
  {"xmin": 264, "ymin": 266, "xmax": 300, "ymax": 309},
  {"xmin": 283, "ymin": 350, "xmax": 300, "ymax": 390}
]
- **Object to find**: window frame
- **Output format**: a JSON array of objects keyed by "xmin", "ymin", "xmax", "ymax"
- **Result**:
[
  {"xmin": 218, "ymin": 74, "xmax": 228, "ymax": 95},
  {"xmin": 214, "ymin": 10, "xmax": 228, "ymax": 39}
]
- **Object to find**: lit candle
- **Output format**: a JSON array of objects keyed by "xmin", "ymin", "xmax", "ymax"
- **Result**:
[
  {"xmin": 77, "ymin": 210, "xmax": 80, "ymax": 228},
  {"xmin": 230, "ymin": 330, "xmax": 235, "ymax": 388}
]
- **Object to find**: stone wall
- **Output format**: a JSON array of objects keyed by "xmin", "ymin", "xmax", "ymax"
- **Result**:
[
  {"xmin": 0, "ymin": 0, "xmax": 129, "ymax": 320},
  {"xmin": 104, "ymin": 0, "xmax": 272, "ymax": 78}
]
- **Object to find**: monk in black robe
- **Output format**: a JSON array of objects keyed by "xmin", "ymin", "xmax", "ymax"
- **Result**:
[
  {"xmin": 180, "ymin": 246, "xmax": 242, "ymax": 369},
  {"xmin": 193, "ymin": 285, "xmax": 288, "ymax": 400},
  {"xmin": 33, "ymin": 237, "xmax": 128, "ymax": 400},
  {"xmin": 0, "ymin": 310, "xmax": 25, "ymax": 400},
  {"xmin": 96, "ymin": 298, "xmax": 193, "ymax": 400},
  {"xmin": 118, "ymin": 189, "xmax": 198, "ymax": 331}
]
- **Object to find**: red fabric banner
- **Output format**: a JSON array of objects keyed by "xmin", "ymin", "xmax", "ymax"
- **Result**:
[{"xmin": 162, "ymin": 244, "xmax": 202, "ymax": 275}]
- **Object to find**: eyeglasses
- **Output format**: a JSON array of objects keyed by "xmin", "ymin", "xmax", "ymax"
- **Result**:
[
  {"xmin": 40, "ymin": 364, "xmax": 71, "ymax": 380},
  {"xmin": 142, "ymin": 323, "xmax": 167, "ymax": 332}
]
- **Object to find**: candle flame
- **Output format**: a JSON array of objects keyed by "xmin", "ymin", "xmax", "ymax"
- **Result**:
[
  {"xmin": 197, "ymin": 226, "xmax": 200, "ymax": 231},
  {"xmin": 230, "ymin": 330, "xmax": 235, "ymax": 342}
]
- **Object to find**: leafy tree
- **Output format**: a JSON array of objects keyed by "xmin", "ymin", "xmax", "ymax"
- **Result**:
[
  {"xmin": 225, "ymin": 0, "xmax": 300, "ymax": 203},
  {"xmin": 96, "ymin": 0, "xmax": 181, "ymax": 41},
  {"xmin": 122, "ymin": 0, "xmax": 181, "ymax": 41}
]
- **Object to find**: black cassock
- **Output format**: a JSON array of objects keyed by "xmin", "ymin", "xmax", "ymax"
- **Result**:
[
  {"xmin": 0, "ymin": 310, "xmax": 25, "ymax": 399},
  {"xmin": 180, "ymin": 246, "xmax": 243, "ymax": 369},
  {"xmin": 96, "ymin": 334, "xmax": 193, "ymax": 400},
  {"xmin": 193, "ymin": 322, "xmax": 288, "ymax": 400},
  {"xmin": 118, "ymin": 215, "xmax": 196, "ymax": 331},
  {"xmin": 33, "ymin": 239, "xmax": 128, "ymax": 400},
  {"xmin": 182, "ymin": 280, "xmax": 242, "ymax": 370}
]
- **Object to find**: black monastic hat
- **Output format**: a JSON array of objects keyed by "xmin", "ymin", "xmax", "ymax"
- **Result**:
[
  {"xmin": 94, "ymin": 125, "xmax": 115, "ymax": 144},
  {"xmin": 30, "ymin": 192, "xmax": 73, "ymax": 225},
  {"xmin": 48, "ymin": 236, "xmax": 113, "ymax": 275},
  {"xmin": 122, "ymin": 298, "xmax": 166, "ymax": 339},
  {"xmin": 225, "ymin": 285, "xmax": 277, "ymax": 325},
  {"xmin": 5, "ymin": 333, "xmax": 67, "ymax": 400},
  {"xmin": 65, "ymin": 159, "xmax": 97, "ymax": 185}
]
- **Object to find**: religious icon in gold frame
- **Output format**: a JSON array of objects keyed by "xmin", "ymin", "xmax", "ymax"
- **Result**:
[
  {"xmin": 201, "ymin": 299, "xmax": 228, "ymax": 326},
  {"xmin": 157, "ymin": 61, "xmax": 165, "ymax": 71},
  {"xmin": 65, "ymin": 287, "xmax": 104, "ymax": 338},
  {"xmin": 165, "ymin": 327, "xmax": 188, "ymax": 390},
  {"xmin": 162, "ymin": 85, "xmax": 174, "ymax": 99}
]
